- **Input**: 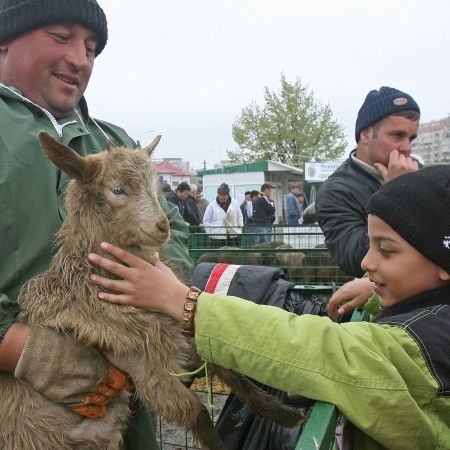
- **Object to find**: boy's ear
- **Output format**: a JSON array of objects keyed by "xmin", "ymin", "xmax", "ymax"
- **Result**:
[{"xmin": 438, "ymin": 269, "xmax": 450, "ymax": 282}]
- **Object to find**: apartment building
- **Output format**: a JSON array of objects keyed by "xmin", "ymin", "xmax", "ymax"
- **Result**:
[{"xmin": 413, "ymin": 115, "xmax": 450, "ymax": 164}]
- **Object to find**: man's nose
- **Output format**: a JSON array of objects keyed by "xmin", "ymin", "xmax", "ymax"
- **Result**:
[
  {"xmin": 398, "ymin": 138, "xmax": 412, "ymax": 155},
  {"xmin": 64, "ymin": 41, "xmax": 89, "ymax": 69}
]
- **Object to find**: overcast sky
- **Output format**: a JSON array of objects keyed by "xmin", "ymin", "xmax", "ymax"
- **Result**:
[{"xmin": 86, "ymin": 0, "xmax": 450, "ymax": 170}]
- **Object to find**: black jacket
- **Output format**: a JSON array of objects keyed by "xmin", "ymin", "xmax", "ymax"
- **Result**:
[
  {"xmin": 316, "ymin": 152, "xmax": 381, "ymax": 277},
  {"xmin": 184, "ymin": 195, "xmax": 201, "ymax": 226},
  {"xmin": 252, "ymin": 195, "xmax": 275, "ymax": 225},
  {"xmin": 165, "ymin": 191, "xmax": 186, "ymax": 219}
]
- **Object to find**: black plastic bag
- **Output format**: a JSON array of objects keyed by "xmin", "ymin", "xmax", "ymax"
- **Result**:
[{"xmin": 215, "ymin": 289, "xmax": 329, "ymax": 450}]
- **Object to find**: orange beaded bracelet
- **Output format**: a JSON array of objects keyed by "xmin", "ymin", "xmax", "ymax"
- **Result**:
[{"xmin": 181, "ymin": 286, "xmax": 202, "ymax": 337}]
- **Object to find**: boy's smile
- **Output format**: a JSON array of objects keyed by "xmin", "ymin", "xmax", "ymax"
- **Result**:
[{"xmin": 361, "ymin": 215, "xmax": 449, "ymax": 308}]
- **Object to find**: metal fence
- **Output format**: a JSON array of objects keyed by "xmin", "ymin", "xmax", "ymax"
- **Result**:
[{"xmin": 189, "ymin": 224, "xmax": 353, "ymax": 286}]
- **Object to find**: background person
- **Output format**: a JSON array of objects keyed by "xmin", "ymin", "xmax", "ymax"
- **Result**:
[
  {"xmin": 240, "ymin": 191, "xmax": 254, "ymax": 225},
  {"xmin": 316, "ymin": 86, "xmax": 421, "ymax": 278},
  {"xmin": 189, "ymin": 183, "xmax": 209, "ymax": 222},
  {"xmin": 89, "ymin": 165, "xmax": 450, "ymax": 450},
  {"xmin": 0, "ymin": 1, "xmax": 193, "ymax": 449},
  {"xmin": 203, "ymin": 182, "xmax": 243, "ymax": 247},
  {"xmin": 165, "ymin": 181, "xmax": 193, "ymax": 224},
  {"xmin": 285, "ymin": 185, "xmax": 302, "ymax": 225},
  {"xmin": 252, "ymin": 183, "xmax": 275, "ymax": 244}
]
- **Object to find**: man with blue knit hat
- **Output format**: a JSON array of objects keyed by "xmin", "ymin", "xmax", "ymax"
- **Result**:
[
  {"xmin": 0, "ymin": 1, "xmax": 193, "ymax": 448},
  {"xmin": 316, "ymin": 86, "xmax": 421, "ymax": 278}
]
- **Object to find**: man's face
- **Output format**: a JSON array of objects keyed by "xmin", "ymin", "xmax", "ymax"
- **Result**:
[
  {"xmin": 217, "ymin": 193, "xmax": 229, "ymax": 203},
  {"xmin": 359, "ymin": 115, "xmax": 419, "ymax": 167},
  {"xmin": 176, "ymin": 190, "xmax": 190, "ymax": 200},
  {"xmin": 361, "ymin": 215, "xmax": 448, "ymax": 308},
  {"xmin": 0, "ymin": 24, "xmax": 97, "ymax": 118}
]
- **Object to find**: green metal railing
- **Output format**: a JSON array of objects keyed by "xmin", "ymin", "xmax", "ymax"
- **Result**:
[{"xmin": 188, "ymin": 225, "xmax": 353, "ymax": 285}]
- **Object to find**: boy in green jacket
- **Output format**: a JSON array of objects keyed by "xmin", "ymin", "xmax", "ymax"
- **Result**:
[
  {"xmin": 0, "ymin": 1, "xmax": 193, "ymax": 448},
  {"xmin": 91, "ymin": 165, "xmax": 450, "ymax": 450}
]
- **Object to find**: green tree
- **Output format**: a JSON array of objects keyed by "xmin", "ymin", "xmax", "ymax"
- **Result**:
[{"xmin": 228, "ymin": 74, "xmax": 347, "ymax": 165}]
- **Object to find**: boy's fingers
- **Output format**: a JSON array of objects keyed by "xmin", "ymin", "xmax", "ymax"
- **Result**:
[
  {"xmin": 100, "ymin": 242, "xmax": 144, "ymax": 268},
  {"xmin": 88, "ymin": 253, "xmax": 130, "ymax": 278},
  {"xmin": 97, "ymin": 292, "xmax": 132, "ymax": 305},
  {"xmin": 90, "ymin": 274, "xmax": 130, "ymax": 294}
]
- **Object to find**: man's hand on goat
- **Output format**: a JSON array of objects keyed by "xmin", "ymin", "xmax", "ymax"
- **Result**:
[
  {"xmin": 15, "ymin": 326, "xmax": 132, "ymax": 419},
  {"xmin": 327, "ymin": 277, "xmax": 374, "ymax": 321},
  {"xmin": 88, "ymin": 242, "xmax": 189, "ymax": 321}
]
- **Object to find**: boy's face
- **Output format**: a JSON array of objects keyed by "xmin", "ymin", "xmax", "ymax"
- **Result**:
[{"xmin": 361, "ymin": 215, "xmax": 449, "ymax": 308}]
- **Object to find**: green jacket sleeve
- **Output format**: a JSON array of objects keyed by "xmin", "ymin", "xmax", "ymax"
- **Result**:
[
  {"xmin": 0, "ymin": 293, "xmax": 20, "ymax": 340},
  {"xmin": 195, "ymin": 294, "xmax": 441, "ymax": 450},
  {"xmin": 157, "ymin": 193, "xmax": 194, "ymax": 283}
]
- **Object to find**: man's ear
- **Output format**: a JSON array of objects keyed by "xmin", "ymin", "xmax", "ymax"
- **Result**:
[
  {"xmin": 359, "ymin": 127, "xmax": 373, "ymax": 145},
  {"xmin": 438, "ymin": 269, "xmax": 450, "ymax": 282}
]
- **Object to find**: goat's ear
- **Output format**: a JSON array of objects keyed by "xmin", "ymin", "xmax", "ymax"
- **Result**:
[
  {"xmin": 38, "ymin": 132, "xmax": 92, "ymax": 181},
  {"xmin": 143, "ymin": 135, "xmax": 162, "ymax": 157}
]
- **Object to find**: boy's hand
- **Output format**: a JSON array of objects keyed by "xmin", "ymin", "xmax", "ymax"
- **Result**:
[
  {"xmin": 15, "ymin": 326, "xmax": 132, "ymax": 419},
  {"xmin": 327, "ymin": 278, "xmax": 374, "ymax": 321}
]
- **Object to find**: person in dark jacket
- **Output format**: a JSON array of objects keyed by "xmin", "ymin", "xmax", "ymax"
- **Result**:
[
  {"xmin": 285, "ymin": 185, "xmax": 302, "ymax": 225},
  {"xmin": 252, "ymin": 183, "xmax": 275, "ymax": 244},
  {"xmin": 316, "ymin": 86, "xmax": 421, "ymax": 278},
  {"xmin": 165, "ymin": 181, "xmax": 193, "ymax": 223},
  {"xmin": 240, "ymin": 191, "xmax": 254, "ymax": 225}
]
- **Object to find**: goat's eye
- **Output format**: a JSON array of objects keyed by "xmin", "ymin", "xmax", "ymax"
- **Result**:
[{"xmin": 111, "ymin": 186, "xmax": 126, "ymax": 195}]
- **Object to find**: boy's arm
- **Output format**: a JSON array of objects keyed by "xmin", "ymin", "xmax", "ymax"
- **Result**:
[{"xmin": 195, "ymin": 294, "xmax": 438, "ymax": 449}]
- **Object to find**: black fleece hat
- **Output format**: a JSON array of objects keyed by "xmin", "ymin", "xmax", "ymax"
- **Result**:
[
  {"xmin": 367, "ymin": 165, "xmax": 450, "ymax": 273},
  {"xmin": 355, "ymin": 86, "xmax": 420, "ymax": 142},
  {"xmin": 0, "ymin": 0, "xmax": 108, "ymax": 56}
]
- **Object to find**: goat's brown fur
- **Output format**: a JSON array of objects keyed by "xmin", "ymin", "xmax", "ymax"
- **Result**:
[{"xmin": 0, "ymin": 132, "xmax": 304, "ymax": 450}]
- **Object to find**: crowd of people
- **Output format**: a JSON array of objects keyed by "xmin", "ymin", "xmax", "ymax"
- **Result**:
[
  {"xmin": 163, "ymin": 179, "xmax": 308, "ymax": 248},
  {"xmin": 0, "ymin": 1, "xmax": 448, "ymax": 449}
]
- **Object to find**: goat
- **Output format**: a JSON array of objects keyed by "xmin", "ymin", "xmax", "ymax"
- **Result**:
[{"xmin": 0, "ymin": 132, "xmax": 304, "ymax": 450}]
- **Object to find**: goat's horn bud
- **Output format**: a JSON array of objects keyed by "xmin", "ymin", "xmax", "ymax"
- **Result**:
[{"xmin": 144, "ymin": 135, "xmax": 162, "ymax": 156}]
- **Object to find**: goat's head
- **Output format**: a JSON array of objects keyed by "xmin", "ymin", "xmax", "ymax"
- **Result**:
[{"xmin": 38, "ymin": 132, "xmax": 170, "ymax": 250}]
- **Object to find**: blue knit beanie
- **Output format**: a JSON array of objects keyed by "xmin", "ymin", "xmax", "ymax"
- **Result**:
[
  {"xmin": 355, "ymin": 86, "xmax": 420, "ymax": 142},
  {"xmin": 0, "ymin": 0, "xmax": 108, "ymax": 56}
]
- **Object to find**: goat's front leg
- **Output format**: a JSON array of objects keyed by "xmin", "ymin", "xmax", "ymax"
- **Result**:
[{"xmin": 106, "ymin": 350, "xmax": 226, "ymax": 450}]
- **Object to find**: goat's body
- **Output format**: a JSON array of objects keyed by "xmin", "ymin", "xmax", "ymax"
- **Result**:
[{"xmin": 0, "ymin": 135, "xmax": 303, "ymax": 450}]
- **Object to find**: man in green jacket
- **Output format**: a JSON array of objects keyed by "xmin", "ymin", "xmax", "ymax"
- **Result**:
[{"xmin": 0, "ymin": 1, "xmax": 193, "ymax": 448}]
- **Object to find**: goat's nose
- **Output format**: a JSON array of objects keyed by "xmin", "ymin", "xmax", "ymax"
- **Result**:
[{"xmin": 156, "ymin": 219, "xmax": 169, "ymax": 234}]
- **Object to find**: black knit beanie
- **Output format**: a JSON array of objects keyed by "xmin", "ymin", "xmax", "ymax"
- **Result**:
[
  {"xmin": 0, "ymin": 0, "xmax": 107, "ymax": 56},
  {"xmin": 355, "ymin": 86, "xmax": 420, "ymax": 142},
  {"xmin": 367, "ymin": 165, "xmax": 450, "ymax": 273}
]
